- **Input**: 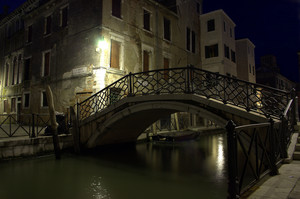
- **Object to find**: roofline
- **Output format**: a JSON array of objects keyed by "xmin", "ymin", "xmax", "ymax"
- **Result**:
[
  {"xmin": 236, "ymin": 38, "xmax": 255, "ymax": 48},
  {"xmin": 201, "ymin": 9, "xmax": 236, "ymax": 27}
]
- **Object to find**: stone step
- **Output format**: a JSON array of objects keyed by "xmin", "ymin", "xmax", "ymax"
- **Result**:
[{"xmin": 294, "ymin": 151, "xmax": 300, "ymax": 160}]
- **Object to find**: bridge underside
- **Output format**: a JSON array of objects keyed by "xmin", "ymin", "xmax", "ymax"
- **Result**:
[{"xmin": 79, "ymin": 94, "xmax": 270, "ymax": 148}]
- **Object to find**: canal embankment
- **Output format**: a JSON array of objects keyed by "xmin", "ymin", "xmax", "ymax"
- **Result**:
[{"xmin": 0, "ymin": 134, "xmax": 73, "ymax": 160}]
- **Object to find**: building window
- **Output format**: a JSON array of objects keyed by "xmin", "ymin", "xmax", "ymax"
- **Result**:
[
  {"xmin": 41, "ymin": 91, "xmax": 48, "ymax": 107},
  {"xmin": 207, "ymin": 19, "xmax": 215, "ymax": 32},
  {"xmin": 186, "ymin": 27, "xmax": 190, "ymax": 51},
  {"xmin": 24, "ymin": 93, "xmax": 30, "ymax": 108},
  {"xmin": 110, "ymin": 40, "xmax": 121, "ymax": 69},
  {"xmin": 253, "ymin": 66, "xmax": 255, "ymax": 75},
  {"xmin": 27, "ymin": 25, "xmax": 32, "ymax": 43},
  {"xmin": 163, "ymin": 57, "xmax": 169, "ymax": 80},
  {"xmin": 143, "ymin": 50, "xmax": 150, "ymax": 72},
  {"xmin": 11, "ymin": 98, "xmax": 16, "ymax": 113},
  {"xmin": 224, "ymin": 44, "xmax": 230, "ymax": 59},
  {"xmin": 249, "ymin": 64, "xmax": 251, "ymax": 73},
  {"xmin": 230, "ymin": 28, "xmax": 233, "ymax": 37},
  {"xmin": 143, "ymin": 9, "xmax": 150, "ymax": 31},
  {"xmin": 163, "ymin": 17, "xmax": 171, "ymax": 41},
  {"xmin": 42, "ymin": 51, "xmax": 51, "ymax": 77},
  {"xmin": 12, "ymin": 57, "xmax": 17, "ymax": 85},
  {"xmin": 223, "ymin": 21, "xmax": 226, "ymax": 32},
  {"xmin": 60, "ymin": 6, "xmax": 68, "ymax": 27},
  {"xmin": 4, "ymin": 100, "xmax": 8, "ymax": 113},
  {"xmin": 5, "ymin": 63, "xmax": 9, "ymax": 87},
  {"xmin": 231, "ymin": 50, "xmax": 236, "ymax": 63},
  {"xmin": 17, "ymin": 54, "xmax": 22, "ymax": 84},
  {"xmin": 196, "ymin": 2, "xmax": 200, "ymax": 14},
  {"xmin": 192, "ymin": 31, "xmax": 196, "ymax": 53},
  {"xmin": 44, "ymin": 15, "xmax": 52, "ymax": 35},
  {"xmin": 24, "ymin": 58, "xmax": 31, "ymax": 81},
  {"xmin": 112, "ymin": 0, "xmax": 121, "ymax": 18},
  {"xmin": 205, "ymin": 44, "xmax": 218, "ymax": 58}
]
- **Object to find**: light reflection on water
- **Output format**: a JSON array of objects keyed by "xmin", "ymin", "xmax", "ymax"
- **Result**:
[{"xmin": 0, "ymin": 133, "xmax": 227, "ymax": 199}]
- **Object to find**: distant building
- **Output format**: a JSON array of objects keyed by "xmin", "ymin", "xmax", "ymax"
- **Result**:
[
  {"xmin": 236, "ymin": 38, "xmax": 256, "ymax": 83},
  {"xmin": 0, "ymin": 0, "xmax": 202, "ymax": 115},
  {"xmin": 200, "ymin": 9, "xmax": 237, "ymax": 77},
  {"xmin": 256, "ymin": 55, "xmax": 295, "ymax": 91}
]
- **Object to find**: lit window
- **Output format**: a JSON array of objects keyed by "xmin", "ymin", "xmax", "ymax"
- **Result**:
[
  {"xmin": 205, "ymin": 44, "xmax": 218, "ymax": 58},
  {"xmin": 44, "ymin": 15, "xmax": 52, "ymax": 35},
  {"xmin": 207, "ymin": 19, "xmax": 215, "ymax": 32},
  {"xmin": 143, "ymin": 10, "xmax": 150, "ymax": 31},
  {"xmin": 112, "ymin": 0, "xmax": 121, "ymax": 18},
  {"xmin": 110, "ymin": 40, "xmax": 121, "ymax": 69},
  {"xmin": 163, "ymin": 17, "xmax": 171, "ymax": 41},
  {"xmin": 42, "ymin": 51, "xmax": 51, "ymax": 77}
]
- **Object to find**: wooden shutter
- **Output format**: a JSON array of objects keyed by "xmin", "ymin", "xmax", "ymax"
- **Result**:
[
  {"xmin": 110, "ymin": 40, "xmax": 120, "ymax": 69},
  {"xmin": 143, "ymin": 50, "xmax": 149, "ymax": 72}
]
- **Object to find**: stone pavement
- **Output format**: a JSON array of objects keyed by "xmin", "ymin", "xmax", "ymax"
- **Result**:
[
  {"xmin": 246, "ymin": 131, "xmax": 300, "ymax": 199},
  {"xmin": 246, "ymin": 161, "xmax": 300, "ymax": 199}
]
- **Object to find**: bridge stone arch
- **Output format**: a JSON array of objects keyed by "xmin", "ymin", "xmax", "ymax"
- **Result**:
[{"xmin": 81, "ymin": 94, "xmax": 269, "ymax": 148}]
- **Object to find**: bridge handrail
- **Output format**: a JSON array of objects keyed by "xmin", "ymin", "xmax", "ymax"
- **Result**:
[{"xmin": 77, "ymin": 66, "xmax": 293, "ymax": 121}]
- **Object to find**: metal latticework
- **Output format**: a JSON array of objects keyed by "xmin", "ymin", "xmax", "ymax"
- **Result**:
[{"xmin": 78, "ymin": 66, "xmax": 292, "ymax": 121}]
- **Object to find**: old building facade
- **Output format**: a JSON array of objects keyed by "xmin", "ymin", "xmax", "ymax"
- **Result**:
[
  {"xmin": 236, "ymin": 38, "xmax": 256, "ymax": 83},
  {"xmin": 0, "ymin": 0, "xmax": 202, "ymax": 116},
  {"xmin": 200, "ymin": 9, "xmax": 237, "ymax": 77}
]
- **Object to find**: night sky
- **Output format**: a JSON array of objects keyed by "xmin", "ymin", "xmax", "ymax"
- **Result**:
[{"xmin": 1, "ymin": 0, "xmax": 300, "ymax": 82}]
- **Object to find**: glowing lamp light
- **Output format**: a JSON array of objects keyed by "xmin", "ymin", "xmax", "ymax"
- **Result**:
[{"xmin": 96, "ymin": 39, "xmax": 109, "ymax": 52}]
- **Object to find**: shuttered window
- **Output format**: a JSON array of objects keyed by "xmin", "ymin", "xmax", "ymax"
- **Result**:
[{"xmin": 110, "ymin": 40, "xmax": 120, "ymax": 69}]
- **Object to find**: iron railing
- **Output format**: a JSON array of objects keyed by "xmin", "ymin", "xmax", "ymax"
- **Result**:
[
  {"xmin": 78, "ymin": 66, "xmax": 293, "ymax": 121},
  {"xmin": 0, "ymin": 113, "xmax": 53, "ymax": 138},
  {"xmin": 226, "ymin": 120, "xmax": 283, "ymax": 198}
]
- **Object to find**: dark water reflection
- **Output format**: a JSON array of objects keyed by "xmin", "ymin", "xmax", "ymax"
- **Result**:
[{"xmin": 0, "ymin": 133, "xmax": 228, "ymax": 199}]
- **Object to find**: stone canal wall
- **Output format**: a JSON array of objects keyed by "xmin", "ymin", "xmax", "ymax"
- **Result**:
[{"xmin": 0, "ymin": 134, "xmax": 73, "ymax": 160}]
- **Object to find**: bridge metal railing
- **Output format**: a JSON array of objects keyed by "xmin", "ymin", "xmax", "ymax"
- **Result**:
[
  {"xmin": 0, "ymin": 113, "xmax": 52, "ymax": 138},
  {"xmin": 226, "ymin": 120, "xmax": 283, "ymax": 198},
  {"xmin": 78, "ymin": 66, "xmax": 295, "ymax": 122},
  {"xmin": 226, "ymin": 93, "xmax": 296, "ymax": 198}
]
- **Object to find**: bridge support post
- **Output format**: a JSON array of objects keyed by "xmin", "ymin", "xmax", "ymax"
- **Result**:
[
  {"xmin": 226, "ymin": 120, "xmax": 240, "ymax": 199},
  {"xmin": 70, "ymin": 106, "xmax": 81, "ymax": 154},
  {"xmin": 269, "ymin": 119, "xmax": 279, "ymax": 175}
]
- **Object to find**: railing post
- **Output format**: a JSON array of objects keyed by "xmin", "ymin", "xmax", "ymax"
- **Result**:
[
  {"xmin": 226, "ymin": 120, "xmax": 240, "ymax": 199},
  {"xmin": 128, "ymin": 72, "xmax": 133, "ymax": 96},
  {"xmin": 269, "ymin": 118, "xmax": 279, "ymax": 175},
  {"xmin": 9, "ymin": 115, "xmax": 12, "ymax": 137},
  {"xmin": 223, "ymin": 77, "xmax": 227, "ymax": 104},
  {"xmin": 185, "ymin": 65, "xmax": 191, "ymax": 93},
  {"xmin": 280, "ymin": 115, "xmax": 288, "ymax": 158},
  {"xmin": 31, "ymin": 113, "xmax": 35, "ymax": 138},
  {"xmin": 291, "ymin": 88, "xmax": 297, "ymax": 125},
  {"xmin": 246, "ymin": 84, "xmax": 250, "ymax": 112}
]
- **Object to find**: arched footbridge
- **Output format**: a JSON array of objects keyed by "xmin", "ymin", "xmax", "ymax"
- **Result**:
[{"xmin": 75, "ymin": 66, "xmax": 297, "ymax": 148}]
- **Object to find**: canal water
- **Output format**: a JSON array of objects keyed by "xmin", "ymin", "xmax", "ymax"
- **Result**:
[{"xmin": 0, "ymin": 133, "xmax": 228, "ymax": 199}]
